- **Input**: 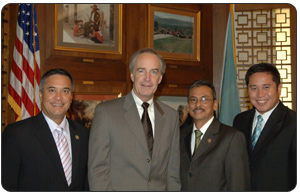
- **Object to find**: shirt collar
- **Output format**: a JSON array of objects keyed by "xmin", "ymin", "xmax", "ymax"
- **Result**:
[
  {"xmin": 193, "ymin": 116, "xmax": 214, "ymax": 136},
  {"xmin": 131, "ymin": 90, "xmax": 153, "ymax": 108},
  {"xmin": 255, "ymin": 101, "xmax": 279, "ymax": 122},
  {"xmin": 42, "ymin": 111, "xmax": 68, "ymax": 134}
]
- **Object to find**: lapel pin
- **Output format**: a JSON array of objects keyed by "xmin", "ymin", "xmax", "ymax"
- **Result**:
[
  {"xmin": 207, "ymin": 138, "xmax": 212, "ymax": 143},
  {"xmin": 75, "ymin": 135, "xmax": 79, "ymax": 140}
]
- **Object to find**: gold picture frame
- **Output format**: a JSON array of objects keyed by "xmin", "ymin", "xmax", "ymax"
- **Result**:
[
  {"xmin": 148, "ymin": 5, "xmax": 200, "ymax": 61},
  {"xmin": 55, "ymin": 4, "xmax": 122, "ymax": 54}
]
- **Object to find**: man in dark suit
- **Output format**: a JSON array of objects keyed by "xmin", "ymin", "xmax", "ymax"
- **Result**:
[
  {"xmin": 88, "ymin": 48, "xmax": 181, "ymax": 191},
  {"xmin": 180, "ymin": 80, "xmax": 250, "ymax": 191},
  {"xmin": 2, "ymin": 69, "xmax": 89, "ymax": 191},
  {"xmin": 233, "ymin": 63, "xmax": 296, "ymax": 191}
]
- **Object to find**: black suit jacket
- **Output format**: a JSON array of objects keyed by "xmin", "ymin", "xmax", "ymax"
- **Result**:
[
  {"xmin": 233, "ymin": 101, "xmax": 296, "ymax": 191},
  {"xmin": 2, "ymin": 112, "xmax": 89, "ymax": 191},
  {"xmin": 180, "ymin": 118, "xmax": 250, "ymax": 191}
]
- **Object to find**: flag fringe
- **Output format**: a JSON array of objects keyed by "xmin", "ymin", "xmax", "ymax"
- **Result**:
[{"xmin": 7, "ymin": 94, "xmax": 22, "ymax": 121}]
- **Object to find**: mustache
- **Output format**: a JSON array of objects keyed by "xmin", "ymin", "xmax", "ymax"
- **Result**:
[{"xmin": 193, "ymin": 107, "xmax": 205, "ymax": 112}]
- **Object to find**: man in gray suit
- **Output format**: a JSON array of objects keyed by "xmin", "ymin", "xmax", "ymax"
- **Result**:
[
  {"xmin": 180, "ymin": 80, "xmax": 250, "ymax": 191},
  {"xmin": 88, "ymin": 48, "xmax": 181, "ymax": 191}
]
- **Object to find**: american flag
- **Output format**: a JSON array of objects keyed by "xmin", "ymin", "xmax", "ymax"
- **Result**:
[{"xmin": 8, "ymin": 4, "xmax": 41, "ymax": 121}]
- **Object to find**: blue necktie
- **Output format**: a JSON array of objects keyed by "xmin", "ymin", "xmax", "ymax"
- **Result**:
[{"xmin": 251, "ymin": 115, "xmax": 263, "ymax": 150}]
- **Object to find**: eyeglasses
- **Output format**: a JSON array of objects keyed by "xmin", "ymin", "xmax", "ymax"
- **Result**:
[{"xmin": 188, "ymin": 97, "xmax": 214, "ymax": 105}]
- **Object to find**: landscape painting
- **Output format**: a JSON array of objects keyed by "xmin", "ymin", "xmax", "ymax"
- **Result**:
[
  {"xmin": 148, "ymin": 5, "xmax": 200, "ymax": 61},
  {"xmin": 154, "ymin": 11, "xmax": 194, "ymax": 54}
]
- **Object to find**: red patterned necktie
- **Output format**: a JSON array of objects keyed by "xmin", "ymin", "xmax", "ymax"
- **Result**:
[{"xmin": 55, "ymin": 126, "xmax": 72, "ymax": 186}]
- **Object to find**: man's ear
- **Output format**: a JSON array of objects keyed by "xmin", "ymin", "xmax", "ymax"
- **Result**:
[{"xmin": 130, "ymin": 73, "xmax": 134, "ymax": 82}]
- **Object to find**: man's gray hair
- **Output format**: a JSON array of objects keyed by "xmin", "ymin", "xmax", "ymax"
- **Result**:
[{"xmin": 129, "ymin": 48, "xmax": 166, "ymax": 74}]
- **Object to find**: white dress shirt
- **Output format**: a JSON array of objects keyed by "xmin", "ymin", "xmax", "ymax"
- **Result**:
[
  {"xmin": 132, "ymin": 90, "xmax": 155, "ymax": 138},
  {"xmin": 42, "ymin": 111, "xmax": 72, "ymax": 159},
  {"xmin": 190, "ymin": 116, "xmax": 214, "ymax": 155},
  {"xmin": 251, "ymin": 102, "xmax": 279, "ymax": 136}
]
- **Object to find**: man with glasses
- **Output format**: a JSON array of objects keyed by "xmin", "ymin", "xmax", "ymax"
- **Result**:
[{"xmin": 180, "ymin": 80, "xmax": 250, "ymax": 191}]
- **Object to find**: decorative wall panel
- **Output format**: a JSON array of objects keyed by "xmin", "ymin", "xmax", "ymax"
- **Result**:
[{"xmin": 234, "ymin": 8, "xmax": 293, "ymax": 111}]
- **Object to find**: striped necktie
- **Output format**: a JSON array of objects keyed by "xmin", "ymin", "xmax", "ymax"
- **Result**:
[
  {"xmin": 55, "ymin": 126, "xmax": 72, "ymax": 186},
  {"xmin": 251, "ymin": 115, "xmax": 263, "ymax": 150}
]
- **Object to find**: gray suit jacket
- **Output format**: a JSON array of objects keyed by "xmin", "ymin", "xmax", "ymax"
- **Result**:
[
  {"xmin": 88, "ymin": 93, "xmax": 181, "ymax": 191},
  {"xmin": 180, "ymin": 118, "xmax": 250, "ymax": 191}
]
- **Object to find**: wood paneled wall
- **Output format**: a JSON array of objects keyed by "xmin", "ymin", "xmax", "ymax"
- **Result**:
[
  {"xmin": 2, "ymin": 4, "xmax": 213, "ymax": 129},
  {"xmin": 38, "ymin": 4, "xmax": 213, "ymax": 96}
]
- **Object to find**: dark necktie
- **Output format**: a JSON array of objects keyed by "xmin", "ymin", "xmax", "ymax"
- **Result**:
[{"xmin": 141, "ymin": 102, "xmax": 154, "ymax": 157}]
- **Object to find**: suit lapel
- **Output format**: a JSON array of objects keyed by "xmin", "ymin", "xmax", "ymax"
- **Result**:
[
  {"xmin": 152, "ymin": 100, "xmax": 165, "ymax": 157},
  {"xmin": 252, "ymin": 102, "xmax": 287, "ymax": 156},
  {"xmin": 33, "ymin": 113, "xmax": 67, "ymax": 183},
  {"xmin": 183, "ymin": 124, "xmax": 193, "ymax": 160},
  {"xmin": 192, "ymin": 118, "xmax": 220, "ymax": 160},
  {"xmin": 245, "ymin": 109, "xmax": 255, "ymax": 153},
  {"xmin": 68, "ymin": 119, "xmax": 80, "ymax": 186},
  {"xmin": 123, "ymin": 94, "xmax": 149, "ymax": 154}
]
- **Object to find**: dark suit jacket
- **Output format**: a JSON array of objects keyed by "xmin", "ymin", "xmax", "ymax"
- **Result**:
[
  {"xmin": 233, "ymin": 101, "xmax": 296, "ymax": 191},
  {"xmin": 88, "ymin": 93, "xmax": 181, "ymax": 191},
  {"xmin": 2, "ymin": 112, "xmax": 89, "ymax": 191},
  {"xmin": 180, "ymin": 118, "xmax": 250, "ymax": 191}
]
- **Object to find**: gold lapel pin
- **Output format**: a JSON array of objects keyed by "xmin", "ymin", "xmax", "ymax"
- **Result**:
[
  {"xmin": 207, "ymin": 138, "xmax": 212, "ymax": 143},
  {"xmin": 75, "ymin": 135, "xmax": 79, "ymax": 140}
]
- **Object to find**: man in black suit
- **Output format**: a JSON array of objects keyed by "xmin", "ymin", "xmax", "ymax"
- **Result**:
[
  {"xmin": 233, "ymin": 63, "xmax": 296, "ymax": 191},
  {"xmin": 2, "ymin": 69, "xmax": 89, "ymax": 191}
]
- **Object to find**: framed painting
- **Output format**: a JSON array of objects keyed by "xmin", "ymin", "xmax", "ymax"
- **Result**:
[
  {"xmin": 148, "ymin": 5, "xmax": 200, "ymax": 61},
  {"xmin": 55, "ymin": 4, "xmax": 122, "ymax": 54},
  {"xmin": 67, "ymin": 93, "xmax": 121, "ymax": 129}
]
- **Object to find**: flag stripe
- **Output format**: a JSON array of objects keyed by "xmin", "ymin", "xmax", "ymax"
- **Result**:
[
  {"xmin": 22, "ymin": 86, "xmax": 34, "ymax": 116},
  {"xmin": 10, "ymin": 65, "xmax": 22, "ymax": 95},
  {"xmin": 9, "ymin": 84, "xmax": 22, "ymax": 106}
]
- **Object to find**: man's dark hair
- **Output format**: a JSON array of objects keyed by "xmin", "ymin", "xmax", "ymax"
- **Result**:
[
  {"xmin": 187, "ymin": 80, "xmax": 217, "ymax": 100},
  {"xmin": 39, "ymin": 68, "xmax": 74, "ymax": 92},
  {"xmin": 245, "ymin": 63, "xmax": 281, "ymax": 87}
]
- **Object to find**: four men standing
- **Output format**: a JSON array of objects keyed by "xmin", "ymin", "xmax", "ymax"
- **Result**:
[{"xmin": 1, "ymin": 48, "xmax": 296, "ymax": 192}]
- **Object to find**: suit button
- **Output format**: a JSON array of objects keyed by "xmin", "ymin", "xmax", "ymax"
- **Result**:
[
  {"xmin": 148, "ymin": 178, "xmax": 152, "ymax": 183},
  {"xmin": 146, "ymin": 158, "xmax": 150, "ymax": 163},
  {"xmin": 189, "ymin": 172, "xmax": 193, "ymax": 177}
]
